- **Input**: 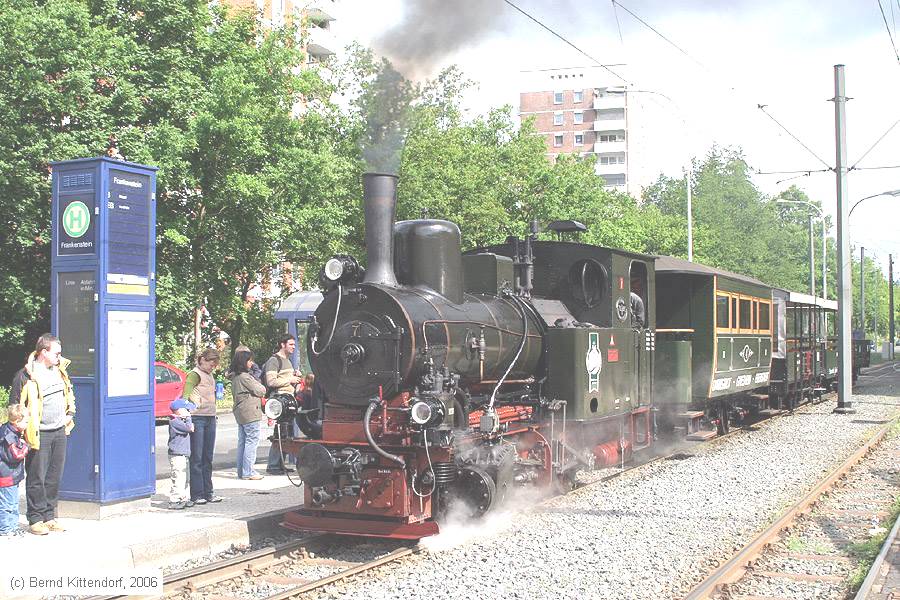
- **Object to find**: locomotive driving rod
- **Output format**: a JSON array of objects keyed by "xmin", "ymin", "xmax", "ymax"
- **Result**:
[{"xmin": 365, "ymin": 400, "xmax": 405, "ymax": 467}]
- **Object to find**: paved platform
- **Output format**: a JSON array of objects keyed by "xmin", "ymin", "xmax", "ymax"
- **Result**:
[{"xmin": 0, "ymin": 467, "xmax": 304, "ymax": 571}]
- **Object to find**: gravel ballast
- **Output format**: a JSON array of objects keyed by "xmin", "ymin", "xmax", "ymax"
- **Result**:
[{"xmin": 312, "ymin": 382, "xmax": 899, "ymax": 599}]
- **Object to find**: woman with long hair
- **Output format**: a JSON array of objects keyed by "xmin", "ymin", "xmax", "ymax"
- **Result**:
[{"xmin": 230, "ymin": 348, "xmax": 266, "ymax": 480}]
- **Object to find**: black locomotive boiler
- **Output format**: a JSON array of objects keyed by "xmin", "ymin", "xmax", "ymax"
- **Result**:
[{"xmin": 271, "ymin": 173, "xmax": 655, "ymax": 539}]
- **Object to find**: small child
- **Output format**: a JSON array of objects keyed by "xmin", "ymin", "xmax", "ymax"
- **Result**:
[
  {"xmin": 168, "ymin": 399, "xmax": 196, "ymax": 510},
  {"xmin": 0, "ymin": 404, "xmax": 29, "ymax": 536}
]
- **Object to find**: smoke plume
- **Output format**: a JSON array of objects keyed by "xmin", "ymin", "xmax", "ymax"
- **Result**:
[
  {"xmin": 358, "ymin": 0, "xmax": 511, "ymax": 173},
  {"xmin": 374, "ymin": 0, "xmax": 508, "ymax": 81}
]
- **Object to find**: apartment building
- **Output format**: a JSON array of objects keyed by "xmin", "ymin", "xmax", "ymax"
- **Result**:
[
  {"xmin": 520, "ymin": 68, "xmax": 630, "ymax": 193},
  {"xmin": 219, "ymin": 0, "xmax": 337, "ymax": 64}
]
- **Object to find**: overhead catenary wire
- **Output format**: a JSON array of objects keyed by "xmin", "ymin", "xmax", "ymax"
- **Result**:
[
  {"xmin": 611, "ymin": 0, "xmax": 715, "ymax": 77},
  {"xmin": 877, "ymin": 0, "xmax": 900, "ymax": 64},
  {"xmin": 501, "ymin": 0, "xmax": 630, "ymax": 84},
  {"xmin": 850, "ymin": 118, "xmax": 900, "ymax": 170},
  {"xmin": 756, "ymin": 105, "xmax": 834, "ymax": 170}
]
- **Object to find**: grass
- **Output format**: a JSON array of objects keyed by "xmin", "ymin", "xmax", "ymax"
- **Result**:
[{"xmin": 845, "ymin": 495, "xmax": 900, "ymax": 593}]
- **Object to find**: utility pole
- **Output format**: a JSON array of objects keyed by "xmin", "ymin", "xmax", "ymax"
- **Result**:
[
  {"xmin": 686, "ymin": 167, "xmax": 693, "ymax": 262},
  {"xmin": 860, "ymin": 246, "xmax": 865, "ymax": 337},
  {"xmin": 809, "ymin": 214, "xmax": 815, "ymax": 296},
  {"xmin": 890, "ymin": 254, "xmax": 895, "ymax": 360},
  {"xmin": 833, "ymin": 64, "xmax": 854, "ymax": 413}
]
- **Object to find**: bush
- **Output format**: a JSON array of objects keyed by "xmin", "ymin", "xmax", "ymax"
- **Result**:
[{"xmin": 0, "ymin": 386, "xmax": 8, "ymax": 424}]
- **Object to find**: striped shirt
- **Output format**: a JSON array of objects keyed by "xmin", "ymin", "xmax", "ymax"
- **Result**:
[{"xmin": 32, "ymin": 363, "xmax": 67, "ymax": 430}]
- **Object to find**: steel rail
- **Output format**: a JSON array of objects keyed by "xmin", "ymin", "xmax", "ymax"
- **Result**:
[
  {"xmin": 683, "ymin": 417, "xmax": 897, "ymax": 600},
  {"xmin": 260, "ymin": 545, "xmax": 417, "ymax": 599},
  {"xmin": 86, "ymin": 535, "xmax": 323, "ymax": 600}
]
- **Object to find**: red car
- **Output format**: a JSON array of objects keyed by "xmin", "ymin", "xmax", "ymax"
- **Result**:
[{"xmin": 154, "ymin": 361, "xmax": 187, "ymax": 419}]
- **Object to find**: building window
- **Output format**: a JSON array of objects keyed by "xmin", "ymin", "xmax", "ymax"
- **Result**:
[
  {"xmin": 553, "ymin": 134, "xmax": 563, "ymax": 147},
  {"xmin": 575, "ymin": 133, "xmax": 584, "ymax": 146},
  {"xmin": 553, "ymin": 91, "xmax": 564, "ymax": 104},
  {"xmin": 602, "ymin": 174, "xmax": 626, "ymax": 186},
  {"xmin": 573, "ymin": 90, "xmax": 583, "ymax": 103},
  {"xmin": 599, "ymin": 155, "xmax": 626, "ymax": 165},
  {"xmin": 598, "ymin": 133, "xmax": 626, "ymax": 143},
  {"xmin": 573, "ymin": 111, "xmax": 583, "ymax": 124},
  {"xmin": 553, "ymin": 112, "xmax": 564, "ymax": 126}
]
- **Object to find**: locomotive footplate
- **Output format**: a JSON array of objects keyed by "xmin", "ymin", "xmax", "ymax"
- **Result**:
[{"xmin": 281, "ymin": 510, "xmax": 440, "ymax": 540}]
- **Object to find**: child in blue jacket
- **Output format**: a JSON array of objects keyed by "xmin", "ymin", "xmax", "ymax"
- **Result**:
[
  {"xmin": 168, "ymin": 399, "xmax": 196, "ymax": 510},
  {"xmin": 1, "ymin": 404, "xmax": 30, "ymax": 536}
]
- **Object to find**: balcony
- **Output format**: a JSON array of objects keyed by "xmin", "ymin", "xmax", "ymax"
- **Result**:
[
  {"xmin": 593, "ymin": 140, "xmax": 626, "ymax": 154},
  {"xmin": 594, "ymin": 161, "xmax": 626, "ymax": 176},
  {"xmin": 306, "ymin": 25, "xmax": 336, "ymax": 59},
  {"xmin": 594, "ymin": 119, "xmax": 626, "ymax": 132},
  {"xmin": 593, "ymin": 94, "xmax": 626, "ymax": 110},
  {"xmin": 304, "ymin": 3, "xmax": 335, "ymax": 24}
]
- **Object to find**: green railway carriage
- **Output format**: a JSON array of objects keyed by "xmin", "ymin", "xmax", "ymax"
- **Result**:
[{"xmin": 653, "ymin": 256, "xmax": 774, "ymax": 435}]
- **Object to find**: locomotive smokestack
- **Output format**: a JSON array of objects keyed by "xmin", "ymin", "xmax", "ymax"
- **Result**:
[{"xmin": 362, "ymin": 173, "xmax": 399, "ymax": 287}]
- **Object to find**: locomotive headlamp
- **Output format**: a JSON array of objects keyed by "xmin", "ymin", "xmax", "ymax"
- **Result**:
[
  {"xmin": 264, "ymin": 393, "xmax": 299, "ymax": 422},
  {"xmin": 409, "ymin": 397, "xmax": 446, "ymax": 429},
  {"xmin": 324, "ymin": 257, "xmax": 345, "ymax": 281},
  {"xmin": 319, "ymin": 255, "xmax": 363, "ymax": 289}
]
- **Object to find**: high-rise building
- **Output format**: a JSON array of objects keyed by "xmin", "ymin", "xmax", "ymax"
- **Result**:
[
  {"xmin": 218, "ymin": 0, "xmax": 337, "ymax": 64},
  {"xmin": 520, "ymin": 67, "xmax": 630, "ymax": 194}
]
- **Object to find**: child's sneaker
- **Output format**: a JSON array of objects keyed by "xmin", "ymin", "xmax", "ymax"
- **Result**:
[{"xmin": 167, "ymin": 501, "xmax": 186, "ymax": 510}]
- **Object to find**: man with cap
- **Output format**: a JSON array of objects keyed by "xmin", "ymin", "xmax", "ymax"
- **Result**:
[{"xmin": 167, "ymin": 399, "xmax": 196, "ymax": 510}]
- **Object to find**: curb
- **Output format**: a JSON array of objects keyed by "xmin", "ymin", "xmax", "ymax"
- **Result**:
[{"xmin": 127, "ymin": 508, "xmax": 288, "ymax": 569}]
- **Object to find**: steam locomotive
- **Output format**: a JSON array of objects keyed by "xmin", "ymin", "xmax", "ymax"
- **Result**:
[{"xmin": 268, "ymin": 173, "xmax": 840, "ymax": 539}]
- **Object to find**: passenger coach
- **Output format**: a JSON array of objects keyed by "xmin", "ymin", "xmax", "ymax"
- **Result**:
[{"xmin": 653, "ymin": 256, "xmax": 774, "ymax": 436}]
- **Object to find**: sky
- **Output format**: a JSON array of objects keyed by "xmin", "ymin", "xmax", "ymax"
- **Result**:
[{"xmin": 326, "ymin": 0, "xmax": 900, "ymax": 280}]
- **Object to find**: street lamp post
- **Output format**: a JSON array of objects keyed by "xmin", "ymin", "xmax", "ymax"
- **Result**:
[
  {"xmin": 848, "ymin": 189, "xmax": 900, "ymax": 217},
  {"xmin": 622, "ymin": 87, "xmax": 694, "ymax": 261},
  {"xmin": 776, "ymin": 199, "xmax": 826, "ymax": 299}
]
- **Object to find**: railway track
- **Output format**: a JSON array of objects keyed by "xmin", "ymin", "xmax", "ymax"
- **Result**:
[
  {"xmin": 90, "ymin": 399, "xmax": 831, "ymax": 600},
  {"xmin": 684, "ymin": 416, "xmax": 900, "ymax": 600}
]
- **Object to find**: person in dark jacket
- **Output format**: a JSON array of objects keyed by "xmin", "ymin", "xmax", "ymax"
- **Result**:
[
  {"xmin": 0, "ymin": 403, "xmax": 30, "ymax": 536},
  {"xmin": 167, "ymin": 399, "xmax": 196, "ymax": 510}
]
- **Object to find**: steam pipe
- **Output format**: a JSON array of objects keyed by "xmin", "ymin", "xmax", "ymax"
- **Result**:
[
  {"xmin": 364, "ymin": 400, "xmax": 405, "ymax": 467},
  {"xmin": 362, "ymin": 173, "xmax": 399, "ymax": 287}
]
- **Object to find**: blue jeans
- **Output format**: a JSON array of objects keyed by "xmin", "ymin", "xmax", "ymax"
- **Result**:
[
  {"xmin": 0, "ymin": 484, "xmax": 19, "ymax": 535},
  {"xmin": 267, "ymin": 420, "xmax": 299, "ymax": 471},
  {"xmin": 189, "ymin": 416, "xmax": 216, "ymax": 501},
  {"xmin": 236, "ymin": 421, "xmax": 261, "ymax": 478}
]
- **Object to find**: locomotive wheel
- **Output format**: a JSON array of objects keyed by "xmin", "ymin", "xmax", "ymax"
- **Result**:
[
  {"xmin": 717, "ymin": 402, "xmax": 730, "ymax": 435},
  {"xmin": 452, "ymin": 465, "xmax": 497, "ymax": 519}
]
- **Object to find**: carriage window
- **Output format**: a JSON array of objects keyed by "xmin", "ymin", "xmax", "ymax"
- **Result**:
[
  {"xmin": 731, "ymin": 297, "xmax": 738, "ymax": 329},
  {"xmin": 758, "ymin": 301, "xmax": 770, "ymax": 331},
  {"xmin": 716, "ymin": 295, "xmax": 730, "ymax": 329},
  {"xmin": 569, "ymin": 259, "xmax": 607, "ymax": 308},
  {"xmin": 739, "ymin": 298, "xmax": 752, "ymax": 330},
  {"xmin": 801, "ymin": 307, "xmax": 810, "ymax": 335},
  {"xmin": 825, "ymin": 312, "xmax": 835, "ymax": 335}
]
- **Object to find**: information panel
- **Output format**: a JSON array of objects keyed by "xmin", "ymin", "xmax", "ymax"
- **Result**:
[
  {"xmin": 107, "ymin": 310, "xmax": 150, "ymax": 397},
  {"xmin": 107, "ymin": 169, "xmax": 151, "ymax": 294},
  {"xmin": 57, "ymin": 271, "xmax": 96, "ymax": 377}
]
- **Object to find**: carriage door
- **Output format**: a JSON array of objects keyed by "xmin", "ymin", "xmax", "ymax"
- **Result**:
[{"xmin": 630, "ymin": 261, "xmax": 650, "ymax": 407}]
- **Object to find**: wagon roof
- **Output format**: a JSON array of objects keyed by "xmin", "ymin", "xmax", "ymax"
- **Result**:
[{"xmin": 653, "ymin": 255, "xmax": 770, "ymax": 288}]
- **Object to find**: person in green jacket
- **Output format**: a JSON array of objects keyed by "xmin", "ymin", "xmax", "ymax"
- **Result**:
[{"xmin": 230, "ymin": 348, "xmax": 266, "ymax": 480}]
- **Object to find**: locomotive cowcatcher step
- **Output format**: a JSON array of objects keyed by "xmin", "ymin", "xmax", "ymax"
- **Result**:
[{"xmin": 686, "ymin": 430, "xmax": 717, "ymax": 441}]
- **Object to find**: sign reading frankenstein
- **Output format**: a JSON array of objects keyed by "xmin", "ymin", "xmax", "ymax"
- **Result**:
[{"xmin": 57, "ymin": 171, "xmax": 96, "ymax": 256}]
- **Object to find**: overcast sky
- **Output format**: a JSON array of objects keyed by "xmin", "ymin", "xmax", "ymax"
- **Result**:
[{"xmin": 328, "ymin": 0, "xmax": 900, "ymax": 278}]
